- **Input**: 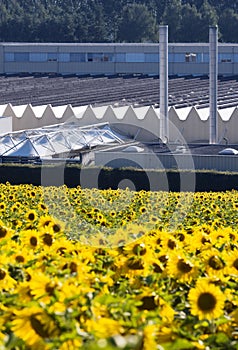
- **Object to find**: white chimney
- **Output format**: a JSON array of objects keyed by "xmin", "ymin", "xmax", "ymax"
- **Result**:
[
  {"xmin": 209, "ymin": 25, "xmax": 218, "ymax": 144},
  {"xmin": 159, "ymin": 25, "xmax": 169, "ymax": 142}
]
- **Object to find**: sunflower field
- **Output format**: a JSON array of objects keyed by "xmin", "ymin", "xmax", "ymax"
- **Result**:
[{"xmin": 0, "ymin": 182, "xmax": 238, "ymax": 349}]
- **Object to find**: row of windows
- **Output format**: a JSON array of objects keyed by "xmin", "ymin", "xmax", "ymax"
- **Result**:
[{"xmin": 4, "ymin": 52, "xmax": 238, "ymax": 63}]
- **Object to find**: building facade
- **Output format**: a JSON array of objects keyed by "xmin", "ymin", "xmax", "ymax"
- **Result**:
[{"xmin": 1, "ymin": 42, "xmax": 238, "ymax": 76}]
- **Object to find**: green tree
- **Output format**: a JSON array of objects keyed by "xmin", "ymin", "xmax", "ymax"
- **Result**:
[
  {"xmin": 117, "ymin": 3, "xmax": 159, "ymax": 42},
  {"xmin": 99, "ymin": 0, "xmax": 128, "ymax": 42},
  {"xmin": 161, "ymin": 0, "xmax": 183, "ymax": 42},
  {"xmin": 178, "ymin": 3, "xmax": 202, "ymax": 42},
  {"xmin": 74, "ymin": 0, "xmax": 107, "ymax": 42},
  {"xmin": 219, "ymin": 9, "xmax": 238, "ymax": 43},
  {"xmin": 198, "ymin": 0, "xmax": 218, "ymax": 42},
  {"xmin": 36, "ymin": 4, "xmax": 71, "ymax": 42}
]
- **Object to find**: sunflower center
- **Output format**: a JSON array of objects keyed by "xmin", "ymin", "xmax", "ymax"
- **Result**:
[
  {"xmin": 30, "ymin": 315, "xmax": 49, "ymax": 338},
  {"xmin": 0, "ymin": 269, "xmax": 6, "ymax": 280},
  {"xmin": 15, "ymin": 255, "xmax": 25, "ymax": 263},
  {"xmin": 153, "ymin": 263, "xmax": 163, "ymax": 273},
  {"xmin": 127, "ymin": 258, "xmax": 144, "ymax": 270},
  {"xmin": 208, "ymin": 256, "xmax": 224, "ymax": 270},
  {"xmin": 43, "ymin": 220, "xmax": 51, "ymax": 227},
  {"xmin": 177, "ymin": 259, "xmax": 193, "ymax": 273},
  {"xmin": 159, "ymin": 255, "xmax": 169, "ymax": 265},
  {"xmin": 30, "ymin": 236, "xmax": 38, "ymax": 246},
  {"xmin": 43, "ymin": 233, "xmax": 53, "ymax": 246},
  {"xmin": 177, "ymin": 233, "xmax": 185, "ymax": 242},
  {"xmin": 167, "ymin": 239, "xmax": 176, "ymax": 250},
  {"xmin": 233, "ymin": 259, "xmax": 238, "ymax": 270},
  {"xmin": 69, "ymin": 262, "xmax": 77, "ymax": 273},
  {"xmin": 138, "ymin": 296, "xmax": 157, "ymax": 311},
  {"xmin": 197, "ymin": 292, "xmax": 216, "ymax": 311},
  {"xmin": 52, "ymin": 224, "xmax": 61, "ymax": 233},
  {"xmin": 156, "ymin": 238, "xmax": 162, "ymax": 245},
  {"xmin": 28, "ymin": 213, "xmax": 35, "ymax": 221},
  {"xmin": 201, "ymin": 237, "xmax": 210, "ymax": 244},
  {"xmin": 45, "ymin": 282, "xmax": 55, "ymax": 295},
  {"xmin": 0, "ymin": 227, "xmax": 7, "ymax": 238}
]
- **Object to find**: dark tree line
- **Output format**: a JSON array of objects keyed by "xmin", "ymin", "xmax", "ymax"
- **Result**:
[{"xmin": 0, "ymin": 0, "xmax": 238, "ymax": 43}]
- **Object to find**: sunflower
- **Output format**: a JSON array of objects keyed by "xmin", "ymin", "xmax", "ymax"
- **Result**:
[
  {"xmin": 38, "ymin": 202, "xmax": 48, "ymax": 212},
  {"xmin": 188, "ymin": 278, "xmax": 226, "ymax": 320},
  {"xmin": 187, "ymin": 229, "xmax": 212, "ymax": 252},
  {"xmin": 11, "ymin": 246, "xmax": 35, "ymax": 266},
  {"xmin": 38, "ymin": 215, "xmax": 55, "ymax": 229},
  {"xmin": 224, "ymin": 251, "xmax": 238, "ymax": 276},
  {"xmin": 210, "ymin": 227, "xmax": 233, "ymax": 249},
  {"xmin": 0, "ymin": 202, "xmax": 6, "ymax": 212},
  {"xmin": 0, "ymin": 267, "xmax": 17, "ymax": 290},
  {"xmin": 139, "ymin": 206, "xmax": 147, "ymax": 215},
  {"xmin": 0, "ymin": 223, "xmax": 13, "ymax": 241},
  {"xmin": 11, "ymin": 306, "xmax": 58, "ymax": 348},
  {"xmin": 29, "ymin": 272, "xmax": 61, "ymax": 303},
  {"xmin": 25, "ymin": 209, "xmax": 38, "ymax": 223},
  {"xmin": 200, "ymin": 249, "xmax": 226, "ymax": 279},
  {"xmin": 160, "ymin": 233, "xmax": 180, "ymax": 252},
  {"xmin": 38, "ymin": 215, "xmax": 65, "ymax": 234},
  {"xmin": 20, "ymin": 229, "xmax": 42, "ymax": 250},
  {"xmin": 10, "ymin": 202, "xmax": 22, "ymax": 214},
  {"xmin": 166, "ymin": 252, "xmax": 199, "ymax": 283}
]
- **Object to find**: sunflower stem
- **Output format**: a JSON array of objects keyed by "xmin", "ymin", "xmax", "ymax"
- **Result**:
[{"xmin": 210, "ymin": 319, "xmax": 216, "ymax": 334}]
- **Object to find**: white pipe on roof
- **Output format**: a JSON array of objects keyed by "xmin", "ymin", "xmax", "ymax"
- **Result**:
[
  {"xmin": 159, "ymin": 25, "xmax": 169, "ymax": 142},
  {"xmin": 209, "ymin": 25, "xmax": 218, "ymax": 144}
]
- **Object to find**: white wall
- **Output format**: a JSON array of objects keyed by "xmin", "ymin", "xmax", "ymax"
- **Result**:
[{"xmin": 1, "ymin": 103, "xmax": 238, "ymax": 143}]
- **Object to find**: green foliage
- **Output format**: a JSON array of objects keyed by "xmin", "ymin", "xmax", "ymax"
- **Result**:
[
  {"xmin": 117, "ymin": 3, "xmax": 159, "ymax": 42},
  {"xmin": 0, "ymin": 1, "xmax": 237, "ymax": 43}
]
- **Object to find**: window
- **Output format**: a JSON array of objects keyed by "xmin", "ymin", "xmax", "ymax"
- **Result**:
[
  {"xmin": 234, "ymin": 54, "xmax": 238, "ymax": 63},
  {"xmin": 69, "ymin": 53, "xmax": 86, "ymax": 62},
  {"xmin": 87, "ymin": 53, "xmax": 104, "ymax": 62},
  {"xmin": 29, "ymin": 53, "xmax": 47, "ymax": 62},
  {"xmin": 126, "ymin": 53, "xmax": 145, "ymax": 62},
  {"xmin": 202, "ymin": 53, "xmax": 209, "ymax": 63},
  {"xmin": 145, "ymin": 53, "xmax": 159, "ymax": 62},
  {"xmin": 47, "ymin": 53, "xmax": 57, "ymax": 62},
  {"xmin": 115, "ymin": 53, "xmax": 126, "ymax": 62},
  {"xmin": 102, "ymin": 53, "xmax": 114, "ymax": 62},
  {"xmin": 219, "ymin": 53, "xmax": 232, "ymax": 63},
  {"xmin": 14, "ymin": 52, "xmax": 29, "ymax": 62},
  {"xmin": 4, "ymin": 53, "xmax": 14, "ymax": 62},
  {"xmin": 58, "ymin": 53, "xmax": 70, "ymax": 62},
  {"xmin": 169, "ymin": 53, "xmax": 184, "ymax": 63}
]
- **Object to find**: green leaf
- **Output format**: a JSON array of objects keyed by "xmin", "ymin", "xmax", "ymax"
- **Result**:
[
  {"xmin": 163, "ymin": 338, "xmax": 195, "ymax": 350},
  {"xmin": 215, "ymin": 332, "xmax": 229, "ymax": 344}
]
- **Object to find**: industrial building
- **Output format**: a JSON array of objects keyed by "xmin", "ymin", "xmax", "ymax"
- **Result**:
[
  {"xmin": 1, "ymin": 41, "xmax": 238, "ymax": 76},
  {"xmin": 1, "ymin": 27, "xmax": 238, "ymax": 180}
]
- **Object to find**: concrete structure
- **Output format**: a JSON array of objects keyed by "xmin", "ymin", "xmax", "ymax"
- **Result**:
[
  {"xmin": 2, "ymin": 103, "xmax": 238, "ymax": 143},
  {"xmin": 209, "ymin": 26, "xmax": 218, "ymax": 144},
  {"xmin": 159, "ymin": 25, "xmax": 169, "ymax": 142}
]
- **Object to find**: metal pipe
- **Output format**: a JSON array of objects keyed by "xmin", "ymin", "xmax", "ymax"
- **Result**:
[
  {"xmin": 209, "ymin": 25, "xmax": 218, "ymax": 144},
  {"xmin": 159, "ymin": 25, "xmax": 168, "ymax": 142}
]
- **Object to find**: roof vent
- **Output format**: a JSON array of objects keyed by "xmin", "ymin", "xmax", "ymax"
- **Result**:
[{"xmin": 219, "ymin": 148, "xmax": 238, "ymax": 155}]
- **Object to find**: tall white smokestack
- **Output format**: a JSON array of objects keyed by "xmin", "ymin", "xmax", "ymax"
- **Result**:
[
  {"xmin": 159, "ymin": 25, "xmax": 168, "ymax": 142},
  {"xmin": 209, "ymin": 25, "xmax": 218, "ymax": 144}
]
